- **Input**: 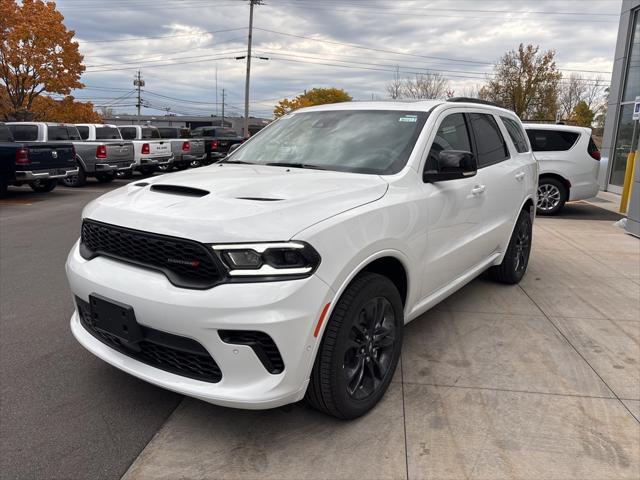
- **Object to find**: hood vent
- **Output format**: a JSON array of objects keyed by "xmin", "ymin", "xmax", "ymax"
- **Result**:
[
  {"xmin": 151, "ymin": 185, "xmax": 209, "ymax": 197},
  {"xmin": 236, "ymin": 197, "xmax": 283, "ymax": 202}
]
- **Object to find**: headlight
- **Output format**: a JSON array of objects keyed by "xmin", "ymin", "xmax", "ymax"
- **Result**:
[{"xmin": 211, "ymin": 242, "xmax": 321, "ymax": 279}]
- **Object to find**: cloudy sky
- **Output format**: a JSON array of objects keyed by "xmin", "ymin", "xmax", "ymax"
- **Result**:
[{"xmin": 54, "ymin": 0, "xmax": 623, "ymax": 119}]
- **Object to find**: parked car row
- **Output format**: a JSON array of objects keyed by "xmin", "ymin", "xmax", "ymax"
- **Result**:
[{"xmin": 0, "ymin": 122, "xmax": 245, "ymax": 196}]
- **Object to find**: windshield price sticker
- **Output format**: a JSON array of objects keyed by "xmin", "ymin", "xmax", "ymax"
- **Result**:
[{"xmin": 399, "ymin": 115, "xmax": 418, "ymax": 123}]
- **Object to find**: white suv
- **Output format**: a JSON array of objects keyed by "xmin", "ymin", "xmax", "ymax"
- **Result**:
[
  {"xmin": 523, "ymin": 123, "xmax": 601, "ymax": 215},
  {"xmin": 66, "ymin": 99, "xmax": 537, "ymax": 419}
]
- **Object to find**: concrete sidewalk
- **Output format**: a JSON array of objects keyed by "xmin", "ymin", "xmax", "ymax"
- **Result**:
[{"xmin": 124, "ymin": 202, "xmax": 639, "ymax": 480}]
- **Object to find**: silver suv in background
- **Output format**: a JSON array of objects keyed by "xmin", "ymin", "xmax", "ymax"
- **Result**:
[
  {"xmin": 6, "ymin": 122, "xmax": 135, "ymax": 187},
  {"xmin": 524, "ymin": 123, "xmax": 600, "ymax": 215},
  {"xmin": 155, "ymin": 127, "xmax": 206, "ymax": 171}
]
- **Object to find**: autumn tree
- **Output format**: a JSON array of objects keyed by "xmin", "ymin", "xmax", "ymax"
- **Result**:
[
  {"xmin": 559, "ymin": 74, "xmax": 607, "ymax": 122},
  {"xmin": 0, "ymin": 0, "xmax": 85, "ymax": 120},
  {"xmin": 386, "ymin": 72, "xmax": 450, "ymax": 100},
  {"xmin": 274, "ymin": 88, "xmax": 352, "ymax": 117},
  {"xmin": 479, "ymin": 44, "xmax": 562, "ymax": 120},
  {"xmin": 569, "ymin": 101, "xmax": 595, "ymax": 127},
  {"xmin": 31, "ymin": 95, "xmax": 102, "ymax": 123}
]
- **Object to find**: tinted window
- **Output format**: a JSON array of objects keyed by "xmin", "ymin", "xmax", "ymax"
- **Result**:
[
  {"xmin": 0, "ymin": 124, "xmax": 13, "ymax": 142},
  {"xmin": 468, "ymin": 113, "xmax": 509, "ymax": 167},
  {"xmin": 96, "ymin": 127, "xmax": 122, "ymax": 140},
  {"xmin": 526, "ymin": 129, "xmax": 580, "ymax": 152},
  {"xmin": 500, "ymin": 117, "xmax": 529, "ymax": 153},
  {"xmin": 141, "ymin": 127, "xmax": 160, "ymax": 139},
  {"xmin": 119, "ymin": 127, "xmax": 137, "ymax": 140},
  {"xmin": 66, "ymin": 126, "xmax": 82, "ymax": 140},
  {"xmin": 77, "ymin": 126, "xmax": 89, "ymax": 140},
  {"xmin": 8, "ymin": 124, "xmax": 38, "ymax": 141},
  {"xmin": 47, "ymin": 126, "xmax": 74, "ymax": 140},
  {"xmin": 427, "ymin": 113, "xmax": 471, "ymax": 171},
  {"xmin": 231, "ymin": 110, "xmax": 429, "ymax": 175},
  {"xmin": 157, "ymin": 127, "xmax": 179, "ymax": 138}
]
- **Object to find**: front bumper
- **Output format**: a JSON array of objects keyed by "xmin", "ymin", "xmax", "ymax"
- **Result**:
[
  {"xmin": 15, "ymin": 167, "xmax": 79, "ymax": 181},
  {"xmin": 66, "ymin": 241, "xmax": 334, "ymax": 409}
]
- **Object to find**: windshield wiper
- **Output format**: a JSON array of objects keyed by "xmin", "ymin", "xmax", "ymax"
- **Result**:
[{"xmin": 265, "ymin": 162, "xmax": 326, "ymax": 170}]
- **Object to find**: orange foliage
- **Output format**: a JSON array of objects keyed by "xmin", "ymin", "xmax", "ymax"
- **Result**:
[
  {"xmin": 0, "ymin": 0, "xmax": 85, "ymax": 118},
  {"xmin": 31, "ymin": 95, "xmax": 102, "ymax": 123}
]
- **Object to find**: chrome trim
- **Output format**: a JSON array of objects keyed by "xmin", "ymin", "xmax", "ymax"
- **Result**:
[{"xmin": 15, "ymin": 168, "xmax": 79, "ymax": 180}]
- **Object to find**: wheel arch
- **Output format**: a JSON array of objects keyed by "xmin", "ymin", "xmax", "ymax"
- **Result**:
[{"xmin": 539, "ymin": 172, "xmax": 571, "ymax": 196}]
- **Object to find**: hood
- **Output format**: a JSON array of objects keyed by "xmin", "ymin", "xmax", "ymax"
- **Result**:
[{"xmin": 83, "ymin": 164, "xmax": 388, "ymax": 243}]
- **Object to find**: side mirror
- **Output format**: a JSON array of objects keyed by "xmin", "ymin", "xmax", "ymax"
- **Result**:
[
  {"xmin": 423, "ymin": 150, "xmax": 477, "ymax": 182},
  {"xmin": 228, "ymin": 143, "xmax": 242, "ymax": 154}
]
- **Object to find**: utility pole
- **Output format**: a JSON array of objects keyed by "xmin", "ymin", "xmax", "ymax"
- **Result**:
[
  {"xmin": 221, "ymin": 88, "xmax": 225, "ymax": 127},
  {"xmin": 243, "ymin": 0, "xmax": 262, "ymax": 138},
  {"xmin": 133, "ymin": 70, "xmax": 145, "ymax": 124},
  {"xmin": 215, "ymin": 63, "xmax": 218, "ymax": 118}
]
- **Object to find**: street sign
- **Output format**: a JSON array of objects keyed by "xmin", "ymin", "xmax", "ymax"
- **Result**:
[{"xmin": 633, "ymin": 96, "xmax": 640, "ymax": 121}]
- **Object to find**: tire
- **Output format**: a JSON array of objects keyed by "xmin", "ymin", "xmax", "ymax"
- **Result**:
[
  {"xmin": 61, "ymin": 166, "xmax": 87, "ymax": 187},
  {"xmin": 536, "ymin": 177, "xmax": 567, "ymax": 215},
  {"xmin": 306, "ymin": 272, "xmax": 404, "ymax": 419},
  {"xmin": 139, "ymin": 167, "xmax": 155, "ymax": 176},
  {"xmin": 117, "ymin": 170, "xmax": 133, "ymax": 179},
  {"xmin": 189, "ymin": 159, "xmax": 202, "ymax": 168},
  {"xmin": 175, "ymin": 163, "xmax": 190, "ymax": 171},
  {"xmin": 157, "ymin": 164, "xmax": 172, "ymax": 172},
  {"xmin": 489, "ymin": 209, "xmax": 533, "ymax": 284},
  {"xmin": 29, "ymin": 179, "xmax": 57, "ymax": 193},
  {"xmin": 95, "ymin": 172, "xmax": 115, "ymax": 183}
]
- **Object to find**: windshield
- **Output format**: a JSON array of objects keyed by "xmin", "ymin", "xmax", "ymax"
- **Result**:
[
  {"xmin": 95, "ymin": 127, "xmax": 122, "ymax": 140},
  {"xmin": 230, "ymin": 110, "xmax": 428, "ymax": 174}
]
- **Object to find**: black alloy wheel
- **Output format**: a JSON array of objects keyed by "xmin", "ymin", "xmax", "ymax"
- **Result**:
[
  {"xmin": 306, "ymin": 272, "xmax": 403, "ymax": 419},
  {"xmin": 29, "ymin": 179, "xmax": 57, "ymax": 193},
  {"xmin": 61, "ymin": 166, "xmax": 87, "ymax": 187}
]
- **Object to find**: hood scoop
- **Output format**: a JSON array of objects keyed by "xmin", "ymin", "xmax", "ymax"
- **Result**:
[
  {"xmin": 236, "ymin": 197, "xmax": 283, "ymax": 202},
  {"xmin": 150, "ymin": 184, "xmax": 209, "ymax": 197}
]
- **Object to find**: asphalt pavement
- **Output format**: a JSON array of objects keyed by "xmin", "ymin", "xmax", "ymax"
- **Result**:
[{"xmin": 0, "ymin": 179, "xmax": 182, "ymax": 480}]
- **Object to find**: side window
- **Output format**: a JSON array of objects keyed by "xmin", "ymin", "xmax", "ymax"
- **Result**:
[
  {"xmin": 500, "ymin": 117, "xmax": 529, "ymax": 153},
  {"xmin": 119, "ymin": 127, "xmax": 136, "ymax": 140},
  {"xmin": 77, "ymin": 126, "xmax": 89, "ymax": 140},
  {"xmin": 67, "ymin": 127, "xmax": 82, "ymax": 140},
  {"xmin": 8, "ymin": 124, "xmax": 38, "ymax": 141},
  {"xmin": 426, "ymin": 113, "xmax": 471, "ymax": 173},
  {"xmin": 468, "ymin": 113, "xmax": 510, "ymax": 167},
  {"xmin": 47, "ymin": 126, "xmax": 69, "ymax": 140},
  {"xmin": 525, "ymin": 129, "xmax": 580, "ymax": 152}
]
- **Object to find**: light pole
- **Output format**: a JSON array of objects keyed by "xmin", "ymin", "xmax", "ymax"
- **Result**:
[
  {"xmin": 243, "ymin": 0, "xmax": 262, "ymax": 138},
  {"xmin": 133, "ymin": 70, "xmax": 145, "ymax": 124}
]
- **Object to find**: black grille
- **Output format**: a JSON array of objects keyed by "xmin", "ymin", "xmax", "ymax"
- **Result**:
[
  {"xmin": 76, "ymin": 297, "xmax": 222, "ymax": 383},
  {"xmin": 80, "ymin": 219, "xmax": 225, "ymax": 289},
  {"xmin": 219, "ymin": 330, "xmax": 284, "ymax": 374}
]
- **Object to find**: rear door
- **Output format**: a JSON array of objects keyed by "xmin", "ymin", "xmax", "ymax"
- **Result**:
[{"xmin": 468, "ymin": 112, "xmax": 525, "ymax": 255}]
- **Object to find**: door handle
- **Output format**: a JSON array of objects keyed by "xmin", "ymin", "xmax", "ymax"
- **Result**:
[
  {"xmin": 515, "ymin": 172, "xmax": 525, "ymax": 181},
  {"xmin": 471, "ymin": 185, "xmax": 486, "ymax": 195}
]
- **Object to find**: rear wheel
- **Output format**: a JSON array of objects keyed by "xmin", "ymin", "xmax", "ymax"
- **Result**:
[
  {"xmin": 537, "ymin": 178, "xmax": 567, "ymax": 215},
  {"xmin": 139, "ymin": 166, "xmax": 155, "ymax": 176},
  {"xmin": 489, "ymin": 209, "xmax": 532, "ymax": 284},
  {"xmin": 190, "ymin": 159, "xmax": 202, "ymax": 168},
  {"xmin": 175, "ymin": 163, "xmax": 190, "ymax": 170},
  {"xmin": 95, "ymin": 172, "xmax": 115, "ymax": 183},
  {"xmin": 306, "ymin": 272, "xmax": 403, "ymax": 419},
  {"xmin": 157, "ymin": 164, "xmax": 172, "ymax": 172},
  {"xmin": 61, "ymin": 166, "xmax": 87, "ymax": 187},
  {"xmin": 29, "ymin": 179, "xmax": 57, "ymax": 193}
]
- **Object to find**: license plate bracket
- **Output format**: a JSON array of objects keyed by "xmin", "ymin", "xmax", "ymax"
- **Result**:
[{"xmin": 89, "ymin": 294, "xmax": 143, "ymax": 343}]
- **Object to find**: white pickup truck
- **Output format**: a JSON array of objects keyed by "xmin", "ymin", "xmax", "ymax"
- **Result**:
[
  {"xmin": 7, "ymin": 122, "xmax": 135, "ymax": 187},
  {"xmin": 117, "ymin": 125, "xmax": 173, "ymax": 175}
]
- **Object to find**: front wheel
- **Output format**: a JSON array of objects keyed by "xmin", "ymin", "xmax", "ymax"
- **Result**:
[
  {"xmin": 306, "ymin": 272, "xmax": 403, "ymax": 419},
  {"xmin": 488, "ymin": 209, "xmax": 532, "ymax": 284},
  {"xmin": 29, "ymin": 179, "xmax": 57, "ymax": 193}
]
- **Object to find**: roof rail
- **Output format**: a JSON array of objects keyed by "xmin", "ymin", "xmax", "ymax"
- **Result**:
[{"xmin": 446, "ymin": 97, "xmax": 500, "ymax": 107}]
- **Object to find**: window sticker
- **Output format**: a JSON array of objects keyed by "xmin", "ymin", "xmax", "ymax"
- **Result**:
[{"xmin": 398, "ymin": 115, "xmax": 418, "ymax": 123}]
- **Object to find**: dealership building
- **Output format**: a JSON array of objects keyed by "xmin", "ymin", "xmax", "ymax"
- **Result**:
[{"xmin": 600, "ymin": 0, "xmax": 639, "ymax": 193}]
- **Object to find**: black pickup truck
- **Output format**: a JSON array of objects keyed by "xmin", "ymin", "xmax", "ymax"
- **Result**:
[
  {"xmin": 189, "ymin": 126, "xmax": 244, "ymax": 165},
  {"xmin": 0, "ymin": 123, "xmax": 77, "ymax": 196}
]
